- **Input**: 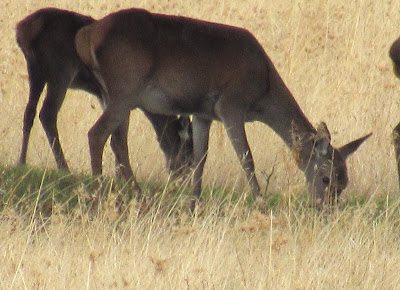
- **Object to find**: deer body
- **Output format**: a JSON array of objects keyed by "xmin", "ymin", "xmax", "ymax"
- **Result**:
[
  {"xmin": 16, "ymin": 8, "xmax": 193, "ymax": 179},
  {"xmin": 76, "ymin": 8, "xmax": 370, "ymax": 206}
]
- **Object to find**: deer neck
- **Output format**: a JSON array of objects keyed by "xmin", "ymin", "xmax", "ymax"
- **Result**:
[
  {"xmin": 259, "ymin": 65, "xmax": 317, "ymax": 172},
  {"xmin": 271, "ymin": 114, "xmax": 317, "ymax": 172}
]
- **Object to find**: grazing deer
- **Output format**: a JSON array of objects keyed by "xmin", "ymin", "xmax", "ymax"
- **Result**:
[
  {"xmin": 75, "ymin": 8, "xmax": 371, "ymax": 207},
  {"xmin": 389, "ymin": 38, "xmax": 400, "ymax": 188},
  {"xmin": 16, "ymin": 8, "xmax": 193, "ymax": 180}
]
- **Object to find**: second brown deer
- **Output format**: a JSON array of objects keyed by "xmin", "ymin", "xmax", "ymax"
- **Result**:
[
  {"xmin": 389, "ymin": 37, "xmax": 400, "ymax": 189},
  {"xmin": 75, "ymin": 8, "xmax": 371, "ymax": 208},
  {"xmin": 16, "ymin": 8, "xmax": 193, "ymax": 184}
]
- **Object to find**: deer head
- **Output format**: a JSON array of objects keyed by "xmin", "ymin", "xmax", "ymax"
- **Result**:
[{"xmin": 304, "ymin": 123, "xmax": 372, "ymax": 207}]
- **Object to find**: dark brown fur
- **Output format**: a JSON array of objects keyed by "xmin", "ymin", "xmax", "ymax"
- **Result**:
[
  {"xmin": 16, "ymin": 8, "xmax": 193, "ymax": 181},
  {"xmin": 76, "ymin": 8, "xmax": 371, "ymax": 207}
]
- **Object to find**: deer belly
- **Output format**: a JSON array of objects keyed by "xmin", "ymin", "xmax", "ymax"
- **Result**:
[
  {"xmin": 139, "ymin": 85, "xmax": 220, "ymax": 119},
  {"xmin": 139, "ymin": 85, "xmax": 188, "ymax": 115}
]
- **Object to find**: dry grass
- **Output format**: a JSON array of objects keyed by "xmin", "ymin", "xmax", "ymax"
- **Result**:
[
  {"xmin": 1, "ymin": 0, "xmax": 400, "ymax": 288},
  {"xmin": 1, "ymin": 193, "xmax": 400, "ymax": 289}
]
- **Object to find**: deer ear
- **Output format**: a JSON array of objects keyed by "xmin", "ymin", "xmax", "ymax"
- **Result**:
[
  {"xmin": 314, "ymin": 122, "xmax": 331, "ymax": 157},
  {"xmin": 338, "ymin": 133, "xmax": 372, "ymax": 159}
]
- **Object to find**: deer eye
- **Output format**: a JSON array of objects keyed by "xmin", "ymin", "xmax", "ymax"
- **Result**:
[{"xmin": 322, "ymin": 177, "xmax": 330, "ymax": 185}]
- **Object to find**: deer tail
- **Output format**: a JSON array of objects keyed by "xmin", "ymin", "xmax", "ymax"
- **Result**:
[
  {"xmin": 75, "ymin": 22, "xmax": 110, "ymax": 103},
  {"xmin": 75, "ymin": 24, "xmax": 100, "ymax": 70}
]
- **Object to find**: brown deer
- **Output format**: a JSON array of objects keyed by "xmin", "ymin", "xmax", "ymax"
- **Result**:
[
  {"xmin": 389, "ymin": 38, "xmax": 400, "ymax": 188},
  {"xmin": 75, "ymin": 8, "xmax": 371, "ymax": 207},
  {"xmin": 16, "ymin": 8, "xmax": 193, "ymax": 181}
]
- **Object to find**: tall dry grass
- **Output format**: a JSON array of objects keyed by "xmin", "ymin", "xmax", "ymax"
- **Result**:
[
  {"xmin": 1, "ymin": 0, "xmax": 400, "ymax": 288},
  {"xmin": 1, "ymin": 191, "xmax": 400, "ymax": 288}
]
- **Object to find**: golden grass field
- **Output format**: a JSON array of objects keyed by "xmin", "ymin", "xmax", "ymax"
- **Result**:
[{"xmin": 1, "ymin": 0, "xmax": 400, "ymax": 288}]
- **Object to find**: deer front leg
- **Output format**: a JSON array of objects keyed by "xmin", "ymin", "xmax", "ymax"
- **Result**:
[
  {"xmin": 191, "ymin": 116, "xmax": 211, "ymax": 209},
  {"xmin": 394, "ymin": 122, "xmax": 400, "ymax": 190},
  {"xmin": 222, "ymin": 116, "xmax": 260, "ymax": 198}
]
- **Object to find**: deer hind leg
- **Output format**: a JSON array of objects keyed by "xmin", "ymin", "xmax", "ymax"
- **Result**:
[
  {"xmin": 109, "ymin": 115, "xmax": 137, "ymax": 183},
  {"xmin": 19, "ymin": 60, "xmax": 46, "ymax": 165},
  {"xmin": 110, "ymin": 118, "xmax": 129, "ymax": 178},
  {"xmin": 89, "ymin": 104, "xmax": 141, "ymax": 195},
  {"xmin": 191, "ymin": 116, "xmax": 211, "ymax": 208},
  {"xmin": 394, "ymin": 122, "xmax": 400, "ymax": 190},
  {"xmin": 39, "ymin": 80, "xmax": 70, "ymax": 170}
]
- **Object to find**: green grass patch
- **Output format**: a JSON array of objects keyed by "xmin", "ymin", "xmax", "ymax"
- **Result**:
[
  {"xmin": 0, "ymin": 163, "xmax": 398, "ymax": 224},
  {"xmin": 0, "ymin": 164, "xmax": 92, "ymax": 215}
]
